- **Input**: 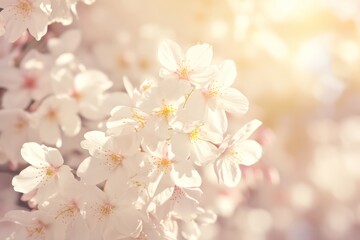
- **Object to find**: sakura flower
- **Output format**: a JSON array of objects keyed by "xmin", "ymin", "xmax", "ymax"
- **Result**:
[
  {"xmin": 52, "ymin": 69, "xmax": 113, "ymax": 120},
  {"xmin": 180, "ymin": 207, "xmax": 217, "ymax": 240},
  {"xmin": 170, "ymin": 122, "xmax": 222, "ymax": 166},
  {"xmin": 0, "ymin": 109, "xmax": 35, "ymax": 167},
  {"xmin": 177, "ymin": 60, "xmax": 249, "ymax": 133},
  {"xmin": 0, "ymin": 50, "xmax": 52, "ymax": 109},
  {"xmin": 3, "ymin": 210, "xmax": 62, "ymax": 240},
  {"xmin": 107, "ymin": 106, "xmax": 150, "ymax": 135},
  {"xmin": 158, "ymin": 39, "xmax": 216, "ymax": 87},
  {"xmin": 0, "ymin": 0, "xmax": 50, "ymax": 42},
  {"xmin": 139, "ymin": 80, "xmax": 191, "ymax": 142},
  {"xmin": 77, "ymin": 131, "xmax": 144, "ymax": 185},
  {"xmin": 12, "ymin": 142, "xmax": 72, "ymax": 196},
  {"xmin": 147, "ymin": 141, "xmax": 201, "ymax": 199},
  {"xmin": 32, "ymin": 96, "xmax": 81, "ymax": 147},
  {"xmin": 214, "ymin": 119, "xmax": 263, "ymax": 187},
  {"xmin": 38, "ymin": 178, "xmax": 92, "ymax": 240},
  {"xmin": 202, "ymin": 60, "xmax": 249, "ymax": 115},
  {"xmin": 85, "ymin": 183, "xmax": 142, "ymax": 240},
  {"xmin": 154, "ymin": 185, "xmax": 203, "ymax": 222},
  {"xmin": 107, "ymin": 105, "xmax": 163, "ymax": 151}
]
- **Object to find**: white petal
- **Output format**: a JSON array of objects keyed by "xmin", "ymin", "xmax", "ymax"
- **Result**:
[
  {"xmin": 77, "ymin": 157, "xmax": 109, "ymax": 185},
  {"xmin": 38, "ymin": 118, "xmax": 61, "ymax": 147},
  {"xmin": 190, "ymin": 140, "xmax": 216, "ymax": 165},
  {"xmin": 114, "ymin": 207, "xmax": 142, "ymax": 237},
  {"xmin": 234, "ymin": 140, "xmax": 262, "ymax": 166},
  {"xmin": 170, "ymin": 133, "xmax": 190, "ymax": 161},
  {"xmin": 44, "ymin": 147, "xmax": 64, "ymax": 167},
  {"xmin": 214, "ymin": 158, "xmax": 241, "ymax": 187},
  {"xmin": 186, "ymin": 43, "xmax": 213, "ymax": 69},
  {"xmin": 12, "ymin": 166, "xmax": 43, "ymax": 193},
  {"xmin": 218, "ymin": 88, "xmax": 249, "ymax": 114},
  {"xmin": 59, "ymin": 112, "xmax": 81, "ymax": 136},
  {"xmin": 219, "ymin": 60, "xmax": 237, "ymax": 87},
  {"xmin": 111, "ymin": 134, "xmax": 139, "ymax": 157},
  {"xmin": 231, "ymin": 119, "xmax": 262, "ymax": 145},
  {"xmin": 188, "ymin": 66, "xmax": 216, "ymax": 87},
  {"xmin": 75, "ymin": 70, "xmax": 112, "ymax": 93},
  {"xmin": 206, "ymin": 107, "xmax": 227, "ymax": 135},
  {"xmin": 21, "ymin": 142, "xmax": 47, "ymax": 167},
  {"xmin": 81, "ymin": 131, "xmax": 108, "ymax": 155},
  {"xmin": 158, "ymin": 39, "xmax": 184, "ymax": 71},
  {"xmin": 27, "ymin": 8, "xmax": 48, "ymax": 40},
  {"xmin": 2, "ymin": 7, "xmax": 28, "ymax": 42},
  {"xmin": 172, "ymin": 161, "xmax": 201, "ymax": 188},
  {"xmin": 2, "ymin": 89, "xmax": 31, "ymax": 109}
]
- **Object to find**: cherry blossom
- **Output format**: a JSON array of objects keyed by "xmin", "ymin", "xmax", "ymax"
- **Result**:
[
  {"xmin": 52, "ymin": 69, "xmax": 113, "ymax": 120},
  {"xmin": 3, "ymin": 210, "xmax": 62, "ymax": 240},
  {"xmin": 214, "ymin": 119, "xmax": 263, "ymax": 187},
  {"xmin": 12, "ymin": 142, "xmax": 72, "ymax": 197},
  {"xmin": 147, "ymin": 141, "xmax": 202, "ymax": 196},
  {"xmin": 32, "ymin": 96, "xmax": 81, "ymax": 147},
  {"xmin": 0, "ymin": 0, "xmax": 50, "ymax": 42},
  {"xmin": 0, "ymin": 50, "xmax": 52, "ymax": 109},
  {"xmin": 77, "ymin": 131, "xmax": 144, "ymax": 185},
  {"xmin": 0, "ymin": 109, "xmax": 35, "ymax": 167},
  {"xmin": 158, "ymin": 39, "xmax": 216, "ymax": 87}
]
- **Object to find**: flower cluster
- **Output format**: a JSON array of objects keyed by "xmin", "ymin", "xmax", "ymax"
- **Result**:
[
  {"xmin": 0, "ymin": 0, "xmax": 95, "ymax": 42},
  {"xmin": 1, "ymin": 37, "xmax": 262, "ymax": 239},
  {"xmin": 0, "ymin": 29, "xmax": 128, "ymax": 169}
]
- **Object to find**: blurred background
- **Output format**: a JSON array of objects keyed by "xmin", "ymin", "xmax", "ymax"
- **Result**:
[{"xmin": 2, "ymin": 0, "xmax": 360, "ymax": 239}]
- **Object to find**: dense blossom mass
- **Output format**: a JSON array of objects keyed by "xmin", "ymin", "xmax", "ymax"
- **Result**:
[{"xmin": 0, "ymin": 7, "xmax": 262, "ymax": 237}]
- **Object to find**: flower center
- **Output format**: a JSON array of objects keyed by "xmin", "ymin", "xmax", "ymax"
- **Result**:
[
  {"xmin": 189, "ymin": 127, "xmax": 201, "ymax": 142},
  {"xmin": 131, "ymin": 112, "xmax": 146, "ymax": 131},
  {"xmin": 26, "ymin": 223, "xmax": 45, "ymax": 238},
  {"xmin": 23, "ymin": 75, "xmax": 37, "ymax": 89},
  {"xmin": 179, "ymin": 67, "xmax": 189, "ymax": 79},
  {"xmin": 16, "ymin": 0, "xmax": 32, "ymax": 17},
  {"xmin": 14, "ymin": 117, "xmax": 28, "ymax": 131},
  {"xmin": 46, "ymin": 108, "xmax": 58, "ymax": 120},
  {"xmin": 107, "ymin": 152, "xmax": 123, "ymax": 166},
  {"xmin": 55, "ymin": 203, "xmax": 78, "ymax": 221},
  {"xmin": 99, "ymin": 203, "xmax": 114, "ymax": 220},
  {"xmin": 45, "ymin": 167, "xmax": 56, "ymax": 177},
  {"xmin": 155, "ymin": 157, "xmax": 172, "ymax": 172},
  {"xmin": 156, "ymin": 100, "xmax": 176, "ymax": 120},
  {"xmin": 170, "ymin": 185, "xmax": 185, "ymax": 202},
  {"xmin": 177, "ymin": 60, "xmax": 190, "ymax": 79},
  {"xmin": 70, "ymin": 89, "xmax": 82, "ymax": 100}
]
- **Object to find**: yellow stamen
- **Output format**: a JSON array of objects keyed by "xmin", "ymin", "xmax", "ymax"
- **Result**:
[
  {"xmin": 55, "ymin": 204, "xmax": 77, "ymax": 220},
  {"xmin": 156, "ymin": 99, "xmax": 176, "ymax": 120},
  {"xmin": 45, "ymin": 167, "xmax": 56, "ymax": 177},
  {"xmin": 107, "ymin": 153, "xmax": 123, "ymax": 165},
  {"xmin": 17, "ymin": 0, "xmax": 32, "ymax": 16},
  {"xmin": 131, "ymin": 112, "xmax": 146, "ymax": 131},
  {"xmin": 190, "ymin": 127, "xmax": 201, "ymax": 142},
  {"xmin": 26, "ymin": 224, "xmax": 45, "ymax": 238},
  {"xmin": 179, "ymin": 67, "xmax": 189, "ymax": 79},
  {"xmin": 98, "ymin": 203, "xmax": 114, "ymax": 221},
  {"xmin": 155, "ymin": 157, "xmax": 172, "ymax": 172},
  {"xmin": 14, "ymin": 118, "xmax": 27, "ymax": 131},
  {"xmin": 47, "ymin": 108, "xmax": 58, "ymax": 120}
]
